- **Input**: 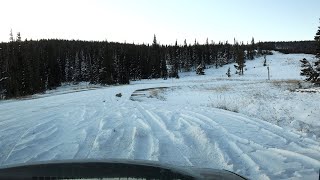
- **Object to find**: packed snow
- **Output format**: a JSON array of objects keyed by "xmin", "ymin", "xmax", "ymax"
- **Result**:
[{"xmin": 0, "ymin": 51, "xmax": 319, "ymax": 179}]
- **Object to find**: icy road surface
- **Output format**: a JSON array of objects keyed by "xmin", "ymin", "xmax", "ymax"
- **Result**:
[{"xmin": 0, "ymin": 52, "xmax": 320, "ymax": 179}]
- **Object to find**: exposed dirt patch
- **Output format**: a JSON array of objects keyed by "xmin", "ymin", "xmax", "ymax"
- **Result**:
[{"xmin": 130, "ymin": 87, "xmax": 169, "ymax": 101}]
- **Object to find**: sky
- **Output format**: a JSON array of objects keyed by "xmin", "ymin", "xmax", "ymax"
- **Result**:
[{"xmin": 0, "ymin": 0, "xmax": 319, "ymax": 45}]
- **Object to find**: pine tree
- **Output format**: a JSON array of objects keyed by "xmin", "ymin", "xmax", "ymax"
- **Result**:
[
  {"xmin": 16, "ymin": 32, "xmax": 21, "ymax": 42},
  {"xmin": 64, "ymin": 56, "xmax": 71, "ymax": 82},
  {"xmin": 90, "ymin": 53, "xmax": 100, "ymax": 84},
  {"xmin": 81, "ymin": 59, "xmax": 89, "ymax": 82},
  {"xmin": 0, "ymin": 44, "xmax": 8, "ymax": 99},
  {"xmin": 46, "ymin": 42, "xmax": 61, "ymax": 89},
  {"xmin": 118, "ymin": 51, "xmax": 129, "ymax": 84},
  {"xmin": 249, "ymin": 37, "xmax": 255, "ymax": 60},
  {"xmin": 136, "ymin": 51, "xmax": 142, "ymax": 80},
  {"xmin": 171, "ymin": 40, "xmax": 179, "ymax": 78},
  {"xmin": 216, "ymin": 42, "xmax": 225, "ymax": 68},
  {"xmin": 182, "ymin": 39, "xmax": 191, "ymax": 71},
  {"xmin": 263, "ymin": 55, "xmax": 267, "ymax": 66},
  {"xmin": 234, "ymin": 46, "xmax": 245, "ymax": 75},
  {"xmin": 257, "ymin": 41, "xmax": 262, "ymax": 56},
  {"xmin": 226, "ymin": 67, "xmax": 231, "ymax": 77},
  {"xmin": 315, "ymin": 18, "xmax": 320, "ymax": 66},
  {"xmin": 98, "ymin": 44, "xmax": 113, "ymax": 85},
  {"xmin": 150, "ymin": 35, "xmax": 161, "ymax": 78},
  {"xmin": 159, "ymin": 49, "xmax": 168, "ymax": 80},
  {"xmin": 298, "ymin": 20, "xmax": 320, "ymax": 85},
  {"xmin": 204, "ymin": 38, "xmax": 210, "ymax": 65},
  {"xmin": 73, "ymin": 51, "xmax": 81, "ymax": 83},
  {"xmin": 112, "ymin": 51, "xmax": 120, "ymax": 84},
  {"xmin": 209, "ymin": 41, "xmax": 216, "ymax": 66},
  {"xmin": 16, "ymin": 32, "xmax": 24, "ymax": 94},
  {"xmin": 192, "ymin": 39, "xmax": 199, "ymax": 70},
  {"xmin": 9, "ymin": 29, "xmax": 14, "ymax": 42},
  {"xmin": 20, "ymin": 38, "xmax": 32, "ymax": 95},
  {"xmin": 165, "ymin": 50, "xmax": 173, "ymax": 77},
  {"xmin": 300, "ymin": 58, "xmax": 319, "ymax": 83}
]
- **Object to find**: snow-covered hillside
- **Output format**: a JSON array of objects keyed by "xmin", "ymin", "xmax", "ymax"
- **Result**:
[{"xmin": 0, "ymin": 51, "xmax": 319, "ymax": 179}]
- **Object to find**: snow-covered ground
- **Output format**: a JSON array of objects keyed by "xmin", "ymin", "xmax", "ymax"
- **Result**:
[{"xmin": 0, "ymin": 51, "xmax": 319, "ymax": 179}]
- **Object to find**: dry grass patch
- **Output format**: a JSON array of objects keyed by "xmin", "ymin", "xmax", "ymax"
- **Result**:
[
  {"xmin": 270, "ymin": 80, "xmax": 312, "ymax": 91},
  {"xmin": 204, "ymin": 85, "xmax": 231, "ymax": 93}
]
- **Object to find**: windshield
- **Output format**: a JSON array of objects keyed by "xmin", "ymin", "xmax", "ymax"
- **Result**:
[{"xmin": 0, "ymin": 1, "xmax": 320, "ymax": 179}]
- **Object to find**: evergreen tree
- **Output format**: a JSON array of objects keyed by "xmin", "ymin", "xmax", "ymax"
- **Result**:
[
  {"xmin": 234, "ymin": 46, "xmax": 245, "ymax": 75},
  {"xmin": 102, "ymin": 47, "xmax": 111, "ymax": 84},
  {"xmin": 80, "ymin": 50, "xmax": 89, "ymax": 82},
  {"xmin": 20, "ymin": 39, "xmax": 32, "ymax": 95},
  {"xmin": 16, "ymin": 32, "xmax": 21, "ymax": 42},
  {"xmin": 204, "ymin": 38, "xmax": 210, "ymax": 65},
  {"xmin": 160, "ymin": 49, "xmax": 168, "ymax": 80},
  {"xmin": 298, "ymin": 19, "xmax": 320, "ymax": 86},
  {"xmin": 300, "ymin": 58, "xmax": 319, "ymax": 84},
  {"xmin": 209, "ymin": 41, "xmax": 216, "ymax": 66},
  {"xmin": 112, "ymin": 50, "xmax": 120, "ymax": 84},
  {"xmin": 263, "ymin": 55, "xmax": 267, "ymax": 66},
  {"xmin": 46, "ymin": 42, "xmax": 61, "ymax": 89},
  {"xmin": 171, "ymin": 40, "xmax": 179, "ymax": 78},
  {"xmin": 182, "ymin": 39, "xmax": 191, "ymax": 71},
  {"xmin": 315, "ymin": 18, "xmax": 320, "ymax": 64},
  {"xmin": 165, "ymin": 50, "xmax": 173, "ymax": 77},
  {"xmin": 247, "ymin": 38, "xmax": 256, "ymax": 60},
  {"xmin": 16, "ymin": 32, "xmax": 24, "ymax": 94},
  {"xmin": 150, "ymin": 35, "xmax": 161, "ymax": 78},
  {"xmin": 118, "ymin": 50, "xmax": 129, "ymax": 84},
  {"xmin": 192, "ymin": 39, "xmax": 199, "ymax": 69},
  {"xmin": 9, "ymin": 29, "xmax": 14, "ymax": 42},
  {"xmin": 249, "ymin": 37, "xmax": 255, "ymax": 60},
  {"xmin": 73, "ymin": 51, "xmax": 81, "ymax": 83},
  {"xmin": 226, "ymin": 67, "xmax": 231, "ymax": 77}
]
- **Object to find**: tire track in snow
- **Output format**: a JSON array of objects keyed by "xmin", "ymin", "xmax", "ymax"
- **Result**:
[
  {"xmin": 179, "ymin": 110, "xmax": 269, "ymax": 179},
  {"xmin": 127, "ymin": 113, "xmax": 158, "ymax": 161},
  {"xmin": 73, "ymin": 125, "xmax": 100, "ymax": 159},
  {"xmin": 135, "ymin": 103, "xmax": 192, "ymax": 166},
  {"xmin": 72, "ymin": 103, "xmax": 106, "ymax": 159},
  {"xmin": 87, "ymin": 108, "xmax": 137, "ymax": 159},
  {"xmin": 211, "ymin": 109, "xmax": 313, "ymax": 146},
  {"xmin": 268, "ymin": 148, "xmax": 320, "ymax": 167},
  {"xmin": 1, "ymin": 116, "xmax": 59, "ymax": 165},
  {"xmin": 206, "ymin": 109, "xmax": 320, "ymax": 158},
  {"xmin": 103, "ymin": 127, "xmax": 136, "ymax": 159},
  {"xmin": 6, "ymin": 107, "xmax": 84, "ymax": 164},
  {"xmin": 9, "ymin": 126, "xmax": 60, "ymax": 164},
  {"xmin": 74, "ymin": 98, "xmax": 122, "ymax": 159},
  {"xmin": 177, "ymin": 113, "xmax": 236, "ymax": 169},
  {"xmin": 0, "ymin": 113, "xmax": 60, "ymax": 134},
  {"xmin": 180, "ymin": 109, "xmax": 320, "ymax": 179},
  {"xmin": 143, "ymin": 110, "xmax": 193, "ymax": 166},
  {"xmin": 137, "ymin": 104, "xmax": 176, "ymax": 140}
]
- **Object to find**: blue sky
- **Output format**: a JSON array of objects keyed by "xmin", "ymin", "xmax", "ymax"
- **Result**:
[{"xmin": 0, "ymin": 0, "xmax": 319, "ymax": 44}]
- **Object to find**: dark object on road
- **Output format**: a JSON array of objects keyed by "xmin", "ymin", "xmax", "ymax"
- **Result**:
[
  {"xmin": 196, "ymin": 64, "xmax": 205, "ymax": 75},
  {"xmin": 116, "ymin": 93, "xmax": 122, "ymax": 97}
]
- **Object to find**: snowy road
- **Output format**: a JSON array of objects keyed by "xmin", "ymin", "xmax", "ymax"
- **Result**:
[
  {"xmin": 0, "ymin": 84, "xmax": 319, "ymax": 179},
  {"xmin": 1, "ymin": 52, "xmax": 320, "ymax": 179}
]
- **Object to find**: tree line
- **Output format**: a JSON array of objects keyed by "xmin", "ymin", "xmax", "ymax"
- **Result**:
[
  {"xmin": 258, "ymin": 40, "xmax": 316, "ymax": 54},
  {"xmin": 0, "ymin": 31, "xmax": 317, "ymax": 99}
]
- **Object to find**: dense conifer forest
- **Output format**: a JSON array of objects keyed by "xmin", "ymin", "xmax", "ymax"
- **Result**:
[{"xmin": 0, "ymin": 31, "xmax": 317, "ymax": 99}]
